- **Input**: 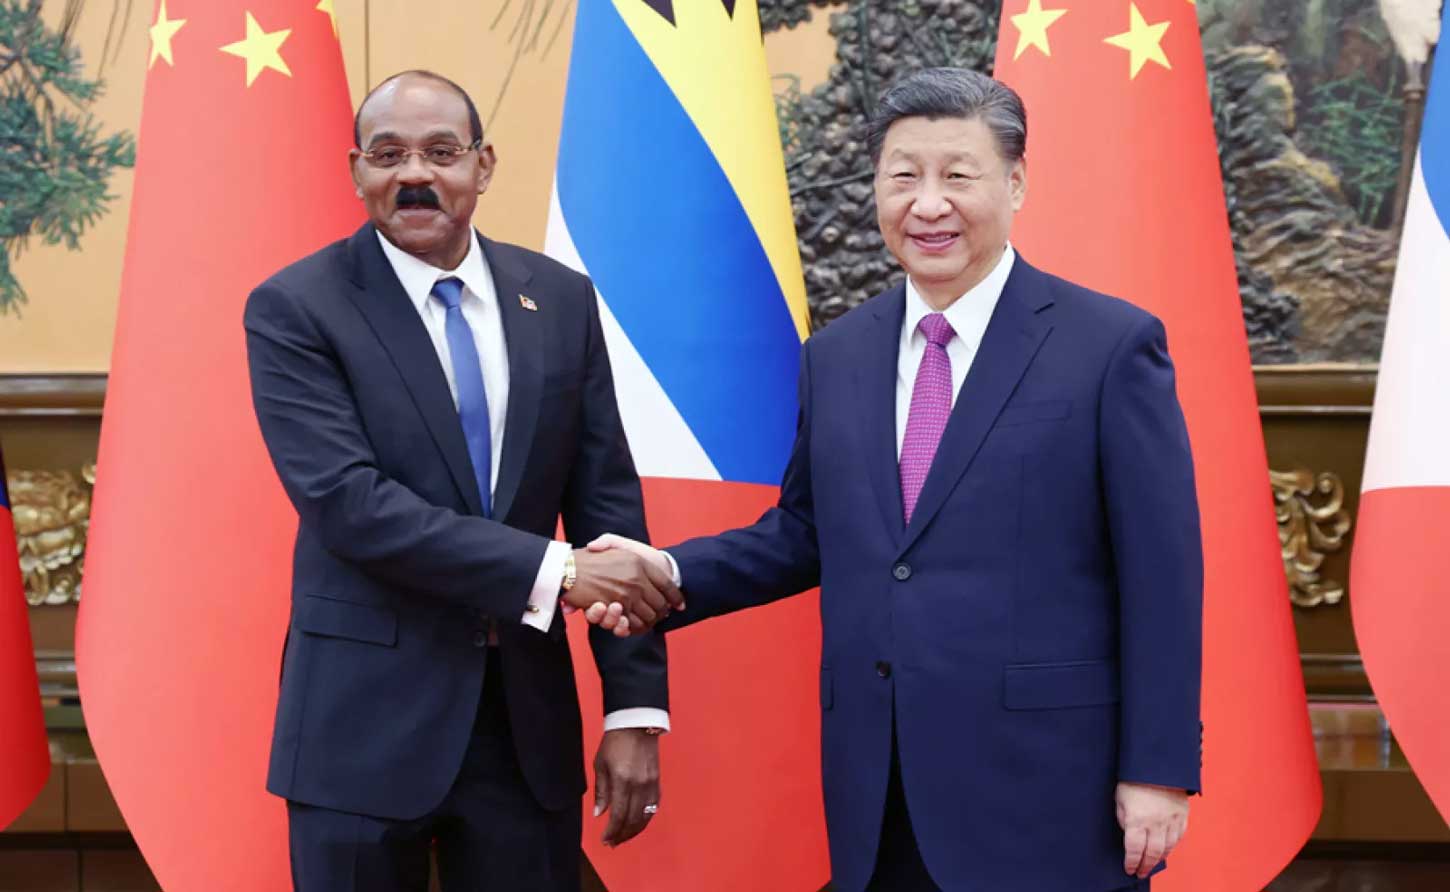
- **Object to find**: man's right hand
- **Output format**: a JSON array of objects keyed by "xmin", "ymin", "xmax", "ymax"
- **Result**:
[
  {"xmin": 582, "ymin": 535, "xmax": 681, "ymax": 636},
  {"xmin": 565, "ymin": 548, "xmax": 683, "ymax": 635}
]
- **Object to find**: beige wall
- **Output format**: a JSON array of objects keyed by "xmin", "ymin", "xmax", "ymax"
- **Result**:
[{"xmin": 0, "ymin": 1, "xmax": 836, "ymax": 373}]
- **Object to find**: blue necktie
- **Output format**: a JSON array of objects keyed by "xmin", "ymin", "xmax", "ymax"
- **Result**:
[{"xmin": 431, "ymin": 277, "xmax": 492, "ymax": 518}]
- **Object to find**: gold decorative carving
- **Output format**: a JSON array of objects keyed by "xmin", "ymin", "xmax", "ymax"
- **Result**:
[
  {"xmin": 1271, "ymin": 468, "xmax": 1351, "ymax": 608},
  {"xmin": 8, "ymin": 465, "xmax": 94, "ymax": 606}
]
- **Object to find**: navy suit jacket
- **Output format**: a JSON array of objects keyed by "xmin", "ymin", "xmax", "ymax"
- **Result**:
[
  {"xmin": 244, "ymin": 223, "xmax": 667, "ymax": 820},
  {"xmin": 665, "ymin": 256, "xmax": 1203, "ymax": 892}
]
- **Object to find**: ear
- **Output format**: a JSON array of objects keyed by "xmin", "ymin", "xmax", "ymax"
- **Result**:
[
  {"xmin": 475, "ymin": 142, "xmax": 497, "ymax": 195},
  {"xmin": 348, "ymin": 148, "xmax": 364, "ymax": 198},
  {"xmin": 1008, "ymin": 156, "xmax": 1027, "ymax": 212}
]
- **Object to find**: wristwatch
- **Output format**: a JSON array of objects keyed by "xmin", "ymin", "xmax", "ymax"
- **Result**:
[{"xmin": 561, "ymin": 551, "xmax": 577, "ymax": 594}]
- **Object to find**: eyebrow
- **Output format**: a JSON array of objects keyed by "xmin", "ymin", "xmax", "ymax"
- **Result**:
[
  {"xmin": 884, "ymin": 150, "xmax": 984, "ymax": 169},
  {"xmin": 364, "ymin": 129, "xmax": 466, "ymax": 148}
]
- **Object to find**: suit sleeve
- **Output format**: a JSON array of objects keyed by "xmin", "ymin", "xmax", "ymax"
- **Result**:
[
  {"xmin": 661, "ymin": 337, "xmax": 822, "ymax": 631},
  {"xmin": 244, "ymin": 281, "xmax": 548, "ymax": 619},
  {"xmin": 560, "ymin": 279, "xmax": 669, "ymax": 715},
  {"xmin": 1100, "ymin": 315, "xmax": 1204, "ymax": 793}
]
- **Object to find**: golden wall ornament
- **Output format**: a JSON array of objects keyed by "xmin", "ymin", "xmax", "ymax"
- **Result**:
[
  {"xmin": 8, "ymin": 465, "xmax": 94, "ymax": 606},
  {"xmin": 1271, "ymin": 467, "xmax": 1352, "ymax": 608}
]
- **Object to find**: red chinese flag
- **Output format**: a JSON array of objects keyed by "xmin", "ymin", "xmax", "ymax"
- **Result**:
[
  {"xmin": 76, "ymin": 1, "xmax": 359, "ymax": 888},
  {"xmin": 994, "ymin": 1, "xmax": 1321, "ymax": 888},
  {"xmin": 0, "ymin": 447, "xmax": 51, "ymax": 830}
]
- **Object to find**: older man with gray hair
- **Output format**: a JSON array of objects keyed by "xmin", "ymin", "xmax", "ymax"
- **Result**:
[{"xmin": 590, "ymin": 67, "xmax": 1203, "ymax": 892}]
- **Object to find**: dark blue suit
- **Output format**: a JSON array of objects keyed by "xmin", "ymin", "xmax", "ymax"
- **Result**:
[
  {"xmin": 665, "ymin": 256, "xmax": 1202, "ymax": 892},
  {"xmin": 244, "ymin": 224, "xmax": 666, "ymax": 884}
]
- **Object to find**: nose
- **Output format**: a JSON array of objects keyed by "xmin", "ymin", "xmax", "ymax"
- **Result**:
[
  {"xmin": 911, "ymin": 183, "xmax": 950, "ymax": 220},
  {"xmin": 395, "ymin": 152, "xmax": 435, "ymax": 183}
]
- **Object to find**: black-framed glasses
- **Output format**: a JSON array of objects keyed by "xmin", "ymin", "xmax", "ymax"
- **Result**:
[{"xmin": 359, "ymin": 140, "xmax": 481, "ymax": 169}]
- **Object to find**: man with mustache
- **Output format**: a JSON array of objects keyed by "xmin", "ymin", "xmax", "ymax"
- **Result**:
[
  {"xmin": 243, "ymin": 70, "xmax": 682, "ymax": 891},
  {"xmin": 587, "ymin": 68, "xmax": 1203, "ymax": 891}
]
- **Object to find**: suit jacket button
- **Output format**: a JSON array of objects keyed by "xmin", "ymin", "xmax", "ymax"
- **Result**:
[
  {"xmin": 892, "ymin": 563, "xmax": 911, "ymax": 581},
  {"xmin": 876, "ymin": 661, "xmax": 892, "ymax": 679},
  {"xmin": 472, "ymin": 629, "xmax": 489, "ymax": 648}
]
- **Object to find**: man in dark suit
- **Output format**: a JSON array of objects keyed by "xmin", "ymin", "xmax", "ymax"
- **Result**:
[
  {"xmin": 244, "ymin": 70, "xmax": 682, "ymax": 892},
  {"xmin": 587, "ymin": 68, "xmax": 1203, "ymax": 891}
]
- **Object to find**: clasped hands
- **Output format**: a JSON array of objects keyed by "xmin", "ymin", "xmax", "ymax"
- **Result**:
[{"xmin": 560, "ymin": 535, "xmax": 681, "ymax": 637}]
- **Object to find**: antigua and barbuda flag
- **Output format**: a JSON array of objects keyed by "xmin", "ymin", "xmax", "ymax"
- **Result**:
[
  {"xmin": 1352, "ymin": 0, "xmax": 1450, "ymax": 824},
  {"xmin": 545, "ymin": 0, "xmax": 828, "ymax": 888}
]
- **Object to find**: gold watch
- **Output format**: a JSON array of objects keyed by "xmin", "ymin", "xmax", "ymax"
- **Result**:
[{"xmin": 561, "ymin": 551, "xmax": 577, "ymax": 593}]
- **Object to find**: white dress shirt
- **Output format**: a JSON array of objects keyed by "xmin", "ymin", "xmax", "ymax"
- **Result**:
[
  {"xmin": 896, "ymin": 244, "xmax": 1016, "ymax": 455},
  {"xmin": 378, "ymin": 232, "xmax": 668, "ymax": 732}
]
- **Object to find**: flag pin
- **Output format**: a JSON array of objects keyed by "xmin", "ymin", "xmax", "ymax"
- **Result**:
[{"xmin": 519, "ymin": 295, "xmax": 538, "ymax": 311}]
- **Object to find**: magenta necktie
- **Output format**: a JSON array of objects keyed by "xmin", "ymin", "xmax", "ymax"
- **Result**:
[{"xmin": 900, "ymin": 313, "xmax": 956, "ymax": 525}]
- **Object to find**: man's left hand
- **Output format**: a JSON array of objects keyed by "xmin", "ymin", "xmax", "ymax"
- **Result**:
[
  {"xmin": 1116, "ymin": 781, "xmax": 1189, "ymax": 879},
  {"xmin": 593, "ymin": 728, "xmax": 661, "ymax": 847}
]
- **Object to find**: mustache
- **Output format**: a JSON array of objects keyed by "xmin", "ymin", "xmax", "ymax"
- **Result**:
[{"xmin": 395, "ymin": 186, "xmax": 441, "ymax": 210}]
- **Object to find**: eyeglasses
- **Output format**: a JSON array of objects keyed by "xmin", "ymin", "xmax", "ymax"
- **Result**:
[{"xmin": 359, "ymin": 140, "xmax": 481, "ymax": 169}]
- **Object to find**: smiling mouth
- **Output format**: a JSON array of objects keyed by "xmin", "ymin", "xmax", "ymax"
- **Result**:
[{"xmin": 909, "ymin": 232, "xmax": 960, "ymax": 249}]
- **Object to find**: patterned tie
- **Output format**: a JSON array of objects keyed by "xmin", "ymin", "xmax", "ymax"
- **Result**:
[
  {"xmin": 900, "ymin": 312, "xmax": 956, "ymax": 525},
  {"xmin": 431, "ymin": 277, "xmax": 493, "ymax": 518}
]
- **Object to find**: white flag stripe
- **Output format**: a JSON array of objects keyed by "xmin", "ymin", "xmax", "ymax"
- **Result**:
[
  {"xmin": 1362, "ymin": 153, "xmax": 1450, "ymax": 493},
  {"xmin": 543, "ymin": 185, "xmax": 721, "ymax": 482}
]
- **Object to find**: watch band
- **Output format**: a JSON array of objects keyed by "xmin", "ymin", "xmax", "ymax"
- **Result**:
[{"xmin": 561, "ymin": 550, "xmax": 577, "ymax": 593}]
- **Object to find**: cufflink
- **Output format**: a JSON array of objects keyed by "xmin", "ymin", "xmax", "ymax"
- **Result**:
[{"xmin": 526, "ymin": 604, "xmax": 541, "ymax": 614}]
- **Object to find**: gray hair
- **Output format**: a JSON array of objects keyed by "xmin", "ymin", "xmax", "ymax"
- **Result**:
[{"xmin": 866, "ymin": 68, "xmax": 1027, "ymax": 164}]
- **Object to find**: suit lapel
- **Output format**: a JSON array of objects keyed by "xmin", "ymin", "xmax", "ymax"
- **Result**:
[
  {"xmin": 480, "ymin": 235, "xmax": 539, "ymax": 524},
  {"xmin": 898, "ymin": 258, "xmax": 1055, "ymax": 556},
  {"xmin": 343, "ymin": 224, "xmax": 485, "ymax": 516},
  {"xmin": 859, "ymin": 284, "xmax": 907, "ymax": 547}
]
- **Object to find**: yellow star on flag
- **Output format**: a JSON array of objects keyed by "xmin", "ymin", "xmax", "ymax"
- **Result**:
[
  {"xmin": 1103, "ymin": 2, "xmax": 1172, "ymax": 79},
  {"xmin": 317, "ymin": 0, "xmax": 339, "ymax": 40},
  {"xmin": 220, "ymin": 12, "xmax": 293, "ymax": 87},
  {"xmin": 1010, "ymin": 0, "xmax": 1068, "ymax": 60},
  {"xmin": 148, "ymin": 0, "xmax": 186, "ymax": 69}
]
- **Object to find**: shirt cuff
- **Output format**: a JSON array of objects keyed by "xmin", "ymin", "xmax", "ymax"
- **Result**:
[
  {"xmin": 603, "ymin": 708, "xmax": 671, "ymax": 733},
  {"xmin": 662, "ymin": 550, "xmax": 683, "ymax": 588},
  {"xmin": 523, "ymin": 541, "xmax": 573, "ymax": 633}
]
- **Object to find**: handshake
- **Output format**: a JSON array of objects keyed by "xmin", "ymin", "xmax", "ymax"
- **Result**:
[{"xmin": 561, "ymin": 535, "xmax": 682, "ymax": 636}]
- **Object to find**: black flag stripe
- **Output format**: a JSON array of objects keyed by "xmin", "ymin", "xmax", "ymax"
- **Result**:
[{"xmin": 638, "ymin": 0, "xmax": 737, "ymax": 25}]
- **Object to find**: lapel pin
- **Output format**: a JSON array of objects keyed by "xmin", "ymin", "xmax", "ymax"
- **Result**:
[{"xmin": 519, "ymin": 294, "xmax": 538, "ymax": 312}]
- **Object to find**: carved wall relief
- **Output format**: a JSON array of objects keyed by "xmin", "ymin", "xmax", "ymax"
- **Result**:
[
  {"xmin": 8, "ymin": 465, "xmax": 93, "ymax": 606},
  {"xmin": 1271, "ymin": 467, "xmax": 1352, "ymax": 608}
]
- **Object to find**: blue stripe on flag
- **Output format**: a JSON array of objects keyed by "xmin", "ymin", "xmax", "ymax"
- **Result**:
[
  {"xmin": 556, "ymin": 0, "xmax": 802, "ymax": 486},
  {"xmin": 1421, "ymin": 1, "xmax": 1450, "ymax": 237}
]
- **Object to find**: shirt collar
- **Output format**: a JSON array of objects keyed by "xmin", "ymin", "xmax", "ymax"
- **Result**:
[
  {"xmin": 375, "ymin": 229, "xmax": 493, "ymax": 313},
  {"xmin": 903, "ymin": 243, "xmax": 1016, "ymax": 343}
]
